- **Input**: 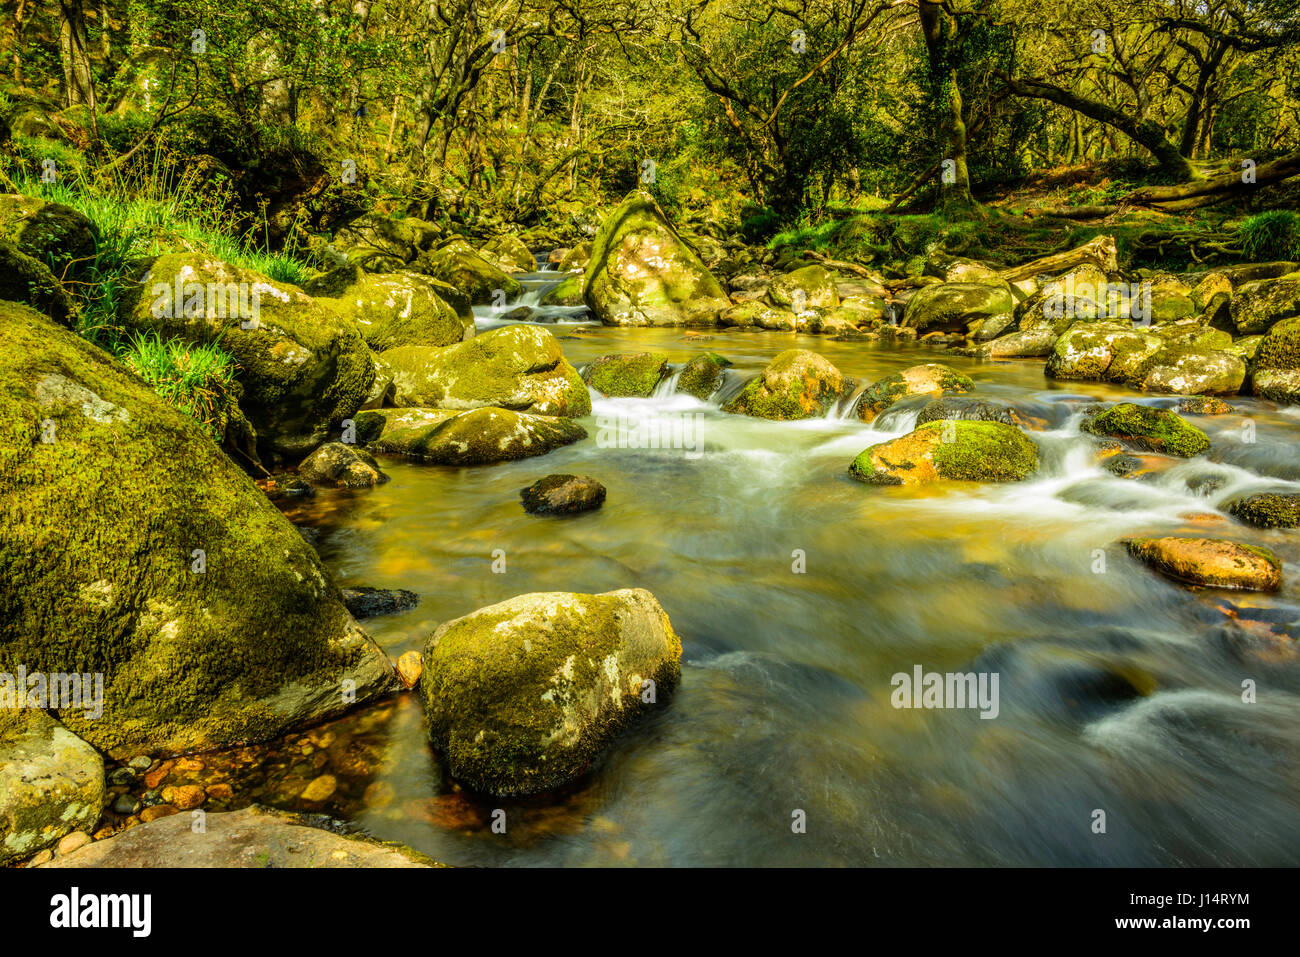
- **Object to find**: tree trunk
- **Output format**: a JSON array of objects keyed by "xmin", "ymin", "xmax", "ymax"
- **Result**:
[
  {"xmin": 919, "ymin": 1, "xmax": 975, "ymax": 212},
  {"xmin": 59, "ymin": 0, "xmax": 96, "ymax": 108}
]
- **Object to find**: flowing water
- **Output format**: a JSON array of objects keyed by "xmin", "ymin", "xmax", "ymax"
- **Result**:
[{"xmin": 268, "ymin": 278, "xmax": 1300, "ymax": 867}]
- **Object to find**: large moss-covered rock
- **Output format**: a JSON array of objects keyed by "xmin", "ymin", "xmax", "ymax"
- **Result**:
[
  {"xmin": 480, "ymin": 234, "xmax": 535, "ymax": 273},
  {"xmin": 1080, "ymin": 403, "xmax": 1209, "ymax": 457},
  {"xmin": 379, "ymin": 324, "xmax": 590, "ymax": 416},
  {"xmin": 902, "ymin": 281, "xmax": 1015, "ymax": 339},
  {"xmin": 1137, "ymin": 345, "xmax": 1245, "ymax": 395},
  {"xmin": 583, "ymin": 352, "xmax": 670, "ymax": 397},
  {"xmin": 1045, "ymin": 322, "xmax": 1163, "ymax": 383},
  {"xmin": 320, "ymin": 271, "xmax": 473, "ymax": 351},
  {"xmin": 1125, "ymin": 537, "xmax": 1281, "ymax": 592},
  {"xmin": 855, "ymin": 363, "xmax": 974, "ymax": 422},
  {"xmin": 0, "ymin": 239, "xmax": 76, "ymax": 326},
  {"xmin": 969, "ymin": 327, "xmax": 1058, "ymax": 358},
  {"xmin": 356, "ymin": 406, "xmax": 586, "ymax": 465},
  {"xmin": 542, "ymin": 273, "xmax": 585, "ymax": 306},
  {"xmin": 419, "ymin": 588, "xmax": 682, "ymax": 796},
  {"xmin": 1230, "ymin": 277, "xmax": 1300, "ymax": 334},
  {"xmin": 0, "ymin": 195, "xmax": 97, "ymax": 281},
  {"xmin": 1252, "ymin": 314, "xmax": 1300, "ymax": 385},
  {"xmin": 416, "ymin": 239, "xmax": 522, "ymax": 305},
  {"xmin": 1227, "ymin": 492, "xmax": 1300, "ymax": 529},
  {"xmin": 0, "ymin": 711, "xmax": 104, "ymax": 865},
  {"xmin": 848, "ymin": 420, "xmax": 1039, "ymax": 485},
  {"xmin": 332, "ymin": 213, "xmax": 440, "ymax": 270},
  {"xmin": 584, "ymin": 190, "xmax": 728, "ymax": 326},
  {"xmin": 0, "ymin": 301, "xmax": 398, "ymax": 757},
  {"xmin": 676, "ymin": 352, "xmax": 731, "ymax": 400},
  {"xmin": 722, "ymin": 349, "xmax": 849, "ymax": 420},
  {"xmin": 718, "ymin": 300, "xmax": 797, "ymax": 330},
  {"xmin": 298, "ymin": 441, "xmax": 388, "ymax": 488},
  {"xmin": 123, "ymin": 253, "xmax": 375, "ymax": 461},
  {"xmin": 768, "ymin": 264, "xmax": 839, "ymax": 310}
]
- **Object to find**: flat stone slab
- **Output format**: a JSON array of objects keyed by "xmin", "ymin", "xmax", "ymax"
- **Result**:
[{"xmin": 40, "ymin": 805, "xmax": 441, "ymax": 868}]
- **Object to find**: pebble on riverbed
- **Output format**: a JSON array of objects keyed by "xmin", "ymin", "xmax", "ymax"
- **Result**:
[{"xmin": 520, "ymin": 474, "xmax": 607, "ymax": 515}]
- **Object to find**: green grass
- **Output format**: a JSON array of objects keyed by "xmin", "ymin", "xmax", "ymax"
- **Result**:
[
  {"xmin": 1240, "ymin": 211, "xmax": 1300, "ymax": 263},
  {"xmin": 119, "ymin": 332, "xmax": 239, "ymax": 442}
]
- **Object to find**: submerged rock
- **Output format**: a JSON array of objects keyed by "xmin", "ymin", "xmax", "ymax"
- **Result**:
[
  {"xmin": 380, "ymin": 324, "xmax": 590, "ymax": 417},
  {"xmin": 1080, "ymin": 403, "xmax": 1210, "ymax": 457},
  {"xmin": 521, "ymin": 474, "xmax": 606, "ymax": 514},
  {"xmin": 357, "ymin": 406, "xmax": 586, "ymax": 465},
  {"xmin": 855, "ymin": 363, "xmax": 974, "ymax": 423},
  {"xmin": 298, "ymin": 441, "xmax": 389, "ymax": 488},
  {"xmin": 0, "ymin": 712, "xmax": 105, "ymax": 865},
  {"xmin": 676, "ymin": 352, "xmax": 731, "ymax": 400},
  {"xmin": 584, "ymin": 190, "xmax": 729, "ymax": 326},
  {"xmin": 1226, "ymin": 492, "xmax": 1300, "ymax": 529},
  {"xmin": 0, "ymin": 301, "xmax": 399, "ymax": 758},
  {"xmin": 420, "ymin": 588, "xmax": 682, "ymax": 796},
  {"xmin": 1125, "ymin": 537, "xmax": 1282, "ymax": 592},
  {"xmin": 340, "ymin": 586, "xmax": 420, "ymax": 619},
  {"xmin": 583, "ymin": 352, "xmax": 670, "ymax": 397},
  {"xmin": 848, "ymin": 420, "xmax": 1039, "ymax": 485},
  {"xmin": 723, "ymin": 349, "xmax": 849, "ymax": 420},
  {"xmin": 1177, "ymin": 396, "xmax": 1234, "ymax": 415},
  {"xmin": 40, "ymin": 805, "xmax": 439, "ymax": 867}
]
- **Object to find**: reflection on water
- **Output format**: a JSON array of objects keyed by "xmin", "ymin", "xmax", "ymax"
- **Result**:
[{"xmin": 270, "ymin": 324, "xmax": 1300, "ymax": 866}]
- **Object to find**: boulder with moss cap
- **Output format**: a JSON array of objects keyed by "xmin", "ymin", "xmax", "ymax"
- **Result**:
[
  {"xmin": 420, "ymin": 588, "xmax": 681, "ymax": 796},
  {"xmin": 855, "ymin": 363, "xmax": 974, "ymax": 422},
  {"xmin": 848, "ymin": 420, "xmax": 1039, "ymax": 485},
  {"xmin": 723, "ymin": 349, "xmax": 849, "ymax": 420},
  {"xmin": 1080, "ymin": 403, "xmax": 1209, "ymax": 457},
  {"xmin": 356, "ymin": 406, "xmax": 586, "ymax": 465},
  {"xmin": 0, "ymin": 300, "xmax": 399, "ymax": 758},
  {"xmin": 582, "ymin": 352, "xmax": 670, "ymax": 397}
]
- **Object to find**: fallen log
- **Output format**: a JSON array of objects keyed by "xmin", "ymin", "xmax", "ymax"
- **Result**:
[{"xmin": 998, "ymin": 235, "xmax": 1118, "ymax": 282}]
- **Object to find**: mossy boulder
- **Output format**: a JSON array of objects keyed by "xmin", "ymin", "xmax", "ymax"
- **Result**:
[
  {"xmin": 722, "ymin": 349, "xmax": 849, "ymax": 420},
  {"xmin": 417, "ymin": 239, "xmax": 522, "ymax": 305},
  {"xmin": 902, "ymin": 281, "xmax": 1015, "ymax": 339},
  {"xmin": 1018, "ymin": 264, "xmax": 1112, "ymax": 332},
  {"xmin": 123, "ymin": 253, "xmax": 375, "ymax": 461},
  {"xmin": 419, "ymin": 588, "xmax": 681, "ymax": 796},
  {"xmin": 298, "ymin": 441, "xmax": 389, "ymax": 488},
  {"xmin": 379, "ymin": 324, "xmax": 590, "ymax": 417},
  {"xmin": 1080, "ymin": 403, "xmax": 1209, "ymax": 457},
  {"xmin": 767, "ymin": 264, "xmax": 839, "ymax": 310},
  {"xmin": 0, "ymin": 301, "xmax": 399, "ymax": 758},
  {"xmin": 719, "ymin": 300, "xmax": 797, "ymax": 330},
  {"xmin": 584, "ymin": 190, "xmax": 728, "ymax": 326},
  {"xmin": 1137, "ymin": 345, "xmax": 1246, "ymax": 395},
  {"xmin": 855, "ymin": 363, "xmax": 974, "ymax": 423},
  {"xmin": 479, "ymin": 234, "xmax": 535, "ymax": 273},
  {"xmin": 1230, "ymin": 277, "xmax": 1300, "ymax": 335},
  {"xmin": 676, "ymin": 352, "xmax": 731, "ymax": 400},
  {"xmin": 1148, "ymin": 278, "xmax": 1198, "ymax": 323},
  {"xmin": 356, "ymin": 406, "xmax": 586, "ymax": 465},
  {"xmin": 849, "ymin": 420, "xmax": 1039, "ymax": 485},
  {"xmin": 1252, "ymin": 368, "xmax": 1300, "ymax": 405},
  {"xmin": 1125, "ymin": 537, "xmax": 1281, "ymax": 592},
  {"xmin": 0, "ymin": 194, "xmax": 97, "ymax": 281},
  {"xmin": 970, "ymin": 327, "xmax": 1058, "ymax": 358},
  {"xmin": 557, "ymin": 242, "xmax": 592, "ymax": 271},
  {"xmin": 0, "ymin": 239, "xmax": 76, "ymax": 326},
  {"xmin": 542, "ymin": 273, "xmax": 585, "ymax": 306},
  {"xmin": 320, "ymin": 271, "xmax": 473, "ymax": 351},
  {"xmin": 520, "ymin": 474, "xmax": 606, "ymax": 515},
  {"xmin": 0, "ymin": 711, "xmax": 105, "ymax": 865},
  {"xmin": 1226, "ymin": 492, "xmax": 1300, "ymax": 529},
  {"xmin": 1045, "ymin": 322, "xmax": 1163, "ymax": 383},
  {"xmin": 583, "ymin": 352, "xmax": 670, "ymax": 397},
  {"xmin": 332, "ymin": 213, "xmax": 440, "ymax": 270}
]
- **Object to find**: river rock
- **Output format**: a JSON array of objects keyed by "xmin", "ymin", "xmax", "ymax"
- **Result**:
[
  {"xmin": 380, "ymin": 324, "xmax": 590, "ymax": 416},
  {"xmin": 298, "ymin": 441, "xmax": 389, "ymax": 488},
  {"xmin": 855, "ymin": 363, "xmax": 974, "ymax": 422},
  {"xmin": 583, "ymin": 190, "xmax": 729, "ymax": 326},
  {"xmin": 722, "ymin": 349, "xmax": 849, "ymax": 420},
  {"xmin": 396, "ymin": 651, "xmax": 423, "ymax": 689},
  {"xmin": 1125, "ymin": 537, "xmax": 1281, "ymax": 592},
  {"xmin": 902, "ymin": 281, "xmax": 1015, "ymax": 339},
  {"xmin": 1230, "ymin": 276, "xmax": 1300, "ymax": 334},
  {"xmin": 1226, "ymin": 492, "xmax": 1300, "ymax": 529},
  {"xmin": 558, "ymin": 242, "xmax": 592, "ymax": 271},
  {"xmin": 479, "ymin": 234, "xmax": 535, "ymax": 273},
  {"xmin": 332, "ymin": 212, "xmax": 440, "ymax": 270},
  {"xmin": 971, "ymin": 327, "xmax": 1058, "ymax": 358},
  {"xmin": 849, "ymin": 420, "xmax": 1039, "ymax": 485},
  {"xmin": 420, "ymin": 588, "xmax": 682, "ymax": 796},
  {"xmin": 676, "ymin": 352, "xmax": 731, "ymax": 400},
  {"xmin": 1251, "ymin": 316, "xmax": 1300, "ymax": 404},
  {"xmin": 1080, "ymin": 403, "xmax": 1210, "ymax": 457},
  {"xmin": 1137, "ymin": 345, "xmax": 1246, "ymax": 395},
  {"xmin": 1045, "ymin": 321, "xmax": 1163, "ymax": 383},
  {"xmin": 123, "ymin": 252, "xmax": 375, "ymax": 461},
  {"xmin": 542, "ymin": 273, "xmax": 585, "ymax": 306},
  {"xmin": 40, "ymin": 805, "xmax": 439, "ymax": 867},
  {"xmin": 915, "ymin": 396, "xmax": 1015, "ymax": 426},
  {"xmin": 0, "ymin": 712, "xmax": 105, "ymax": 865},
  {"xmin": 583, "ymin": 352, "xmax": 670, "ymax": 397},
  {"xmin": 719, "ymin": 300, "xmax": 797, "ymax": 330},
  {"xmin": 768, "ymin": 264, "xmax": 839, "ymax": 310},
  {"xmin": 356, "ymin": 406, "xmax": 586, "ymax": 465},
  {"xmin": 340, "ymin": 586, "xmax": 420, "ymax": 619},
  {"xmin": 520, "ymin": 474, "xmax": 607, "ymax": 514},
  {"xmin": 0, "ymin": 300, "xmax": 399, "ymax": 757},
  {"xmin": 320, "ymin": 271, "xmax": 473, "ymax": 350},
  {"xmin": 416, "ymin": 238, "xmax": 522, "ymax": 304},
  {"xmin": 1177, "ymin": 396, "xmax": 1234, "ymax": 415}
]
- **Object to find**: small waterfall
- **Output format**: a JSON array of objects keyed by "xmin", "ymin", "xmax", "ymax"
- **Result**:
[{"xmin": 652, "ymin": 367, "xmax": 684, "ymax": 398}]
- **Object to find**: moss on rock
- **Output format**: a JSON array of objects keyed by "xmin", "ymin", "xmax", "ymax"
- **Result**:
[
  {"xmin": 416, "ymin": 239, "xmax": 522, "ymax": 305},
  {"xmin": 848, "ymin": 420, "xmax": 1039, "ymax": 485},
  {"xmin": 1125, "ymin": 537, "xmax": 1281, "ymax": 591},
  {"xmin": 320, "ymin": 271, "xmax": 473, "ymax": 351},
  {"xmin": 723, "ymin": 349, "xmax": 848, "ymax": 420},
  {"xmin": 855, "ymin": 363, "xmax": 974, "ymax": 422},
  {"xmin": 357, "ymin": 406, "xmax": 586, "ymax": 465},
  {"xmin": 1080, "ymin": 402, "xmax": 1209, "ymax": 457},
  {"xmin": 583, "ymin": 352, "xmax": 670, "ymax": 397},
  {"xmin": 676, "ymin": 352, "xmax": 731, "ymax": 400},
  {"xmin": 1226, "ymin": 492, "xmax": 1300, "ymax": 529}
]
